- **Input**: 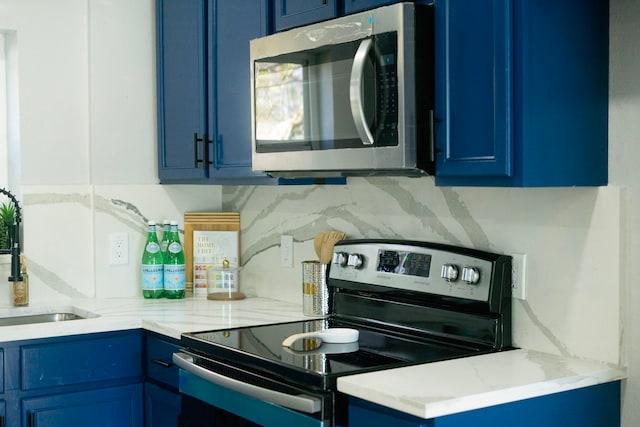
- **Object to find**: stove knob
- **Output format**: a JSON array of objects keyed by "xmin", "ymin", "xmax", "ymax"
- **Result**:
[
  {"xmin": 441, "ymin": 264, "xmax": 459, "ymax": 282},
  {"xmin": 347, "ymin": 253, "xmax": 364, "ymax": 269},
  {"xmin": 462, "ymin": 266, "xmax": 481, "ymax": 284},
  {"xmin": 333, "ymin": 252, "xmax": 349, "ymax": 267}
]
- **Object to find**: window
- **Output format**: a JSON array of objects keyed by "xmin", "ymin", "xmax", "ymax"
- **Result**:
[
  {"xmin": 0, "ymin": 32, "xmax": 8, "ymax": 188},
  {"xmin": 0, "ymin": 30, "xmax": 20, "ymax": 194}
]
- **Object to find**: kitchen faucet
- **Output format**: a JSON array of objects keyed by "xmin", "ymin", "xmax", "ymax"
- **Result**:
[{"xmin": 0, "ymin": 188, "xmax": 22, "ymax": 282}]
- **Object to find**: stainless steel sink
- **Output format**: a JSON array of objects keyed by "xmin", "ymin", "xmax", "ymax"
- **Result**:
[{"xmin": 0, "ymin": 311, "xmax": 94, "ymax": 327}]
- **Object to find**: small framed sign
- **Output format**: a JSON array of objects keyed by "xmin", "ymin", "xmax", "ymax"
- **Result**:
[{"xmin": 184, "ymin": 212, "xmax": 240, "ymax": 294}]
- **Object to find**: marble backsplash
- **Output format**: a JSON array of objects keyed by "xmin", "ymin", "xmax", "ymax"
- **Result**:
[
  {"xmin": 223, "ymin": 177, "xmax": 623, "ymax": 365},
  {"xmin": 0, "ymin": 177, "xmax": 623, "ymax": 366}
]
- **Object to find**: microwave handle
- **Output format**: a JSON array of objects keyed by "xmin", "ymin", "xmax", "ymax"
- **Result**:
[
  {"xmin": 350, "ymin": 38, "xmax": 375, "ymax": 145},
  {"xmin": 173, "ymin": 352, "xmax": 322, "ymax": 414}
]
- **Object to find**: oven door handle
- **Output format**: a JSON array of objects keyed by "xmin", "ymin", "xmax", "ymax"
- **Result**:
[{"xmin": 172, "ymin": 352, "xmax": 322, "ymax": 414}]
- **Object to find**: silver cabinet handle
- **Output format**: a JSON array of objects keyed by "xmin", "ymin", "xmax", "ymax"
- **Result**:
[
  {"xmin": 350, "ymin": 38, "xmax": 375, "ymax": 145},
  {"xmin": 172, "ymin": 352, "xmax": 321, "ymax": 414}
]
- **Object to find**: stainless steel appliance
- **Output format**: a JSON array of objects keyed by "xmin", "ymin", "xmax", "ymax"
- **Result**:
[
  {"xmin": 250, "ymin": 3, "xmax": 434, "ymax": 178},
  {"xmin": 173, "ymin": 240, "xmax": 512, "ymax": 426}
]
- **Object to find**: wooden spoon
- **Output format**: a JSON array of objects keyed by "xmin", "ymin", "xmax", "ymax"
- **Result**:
[
  {"xmin": 320, "ymin": 230, "xmax": 347, "ymax": 264},
  {"xmin": 313, "ymin": 232, "xmax": 325, "ymax": 260}
]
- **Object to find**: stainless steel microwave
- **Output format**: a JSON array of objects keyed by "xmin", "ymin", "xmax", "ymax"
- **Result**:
[{"xmin": 250, "ymin": 2, "xmax": 434, "ymax": 178}]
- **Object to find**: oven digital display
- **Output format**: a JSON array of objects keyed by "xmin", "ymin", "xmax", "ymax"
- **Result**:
[{"xmin": 377, "ymin": 250, "xmax": 431, "ymax": 277}]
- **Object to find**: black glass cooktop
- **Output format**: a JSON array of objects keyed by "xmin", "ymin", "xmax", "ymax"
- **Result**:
[{"xmin": 182, "ymin": 317, "xmax": 484, "ymax": 389}]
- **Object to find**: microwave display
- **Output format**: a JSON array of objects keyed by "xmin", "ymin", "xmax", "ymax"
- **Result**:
[{"xmin": 254, "ymin": 32, "xmax": 398, "ymax": 153}]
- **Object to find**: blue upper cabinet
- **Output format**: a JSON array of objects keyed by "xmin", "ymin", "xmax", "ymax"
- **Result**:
[
  {"xmin": 274, "ymin": 0, "xmax": 338, "ymax": 31},
  {"xmin": 156, "ymin": 0, "xmax": 208, "ymax": 182},
  {"xmin": 434, "ymin": 0, "xmax": 609, "ymax": 187},
  {"xmin": 211, "ymin": 0, "xmax": 271, "ymax": 180},
  {"xmin": 157, "ymin": 0, "xmax": 275, "ymax": 184},
  {"xmin": 343, "ymin": 0, "xmax": 402, "ymax": 15}
]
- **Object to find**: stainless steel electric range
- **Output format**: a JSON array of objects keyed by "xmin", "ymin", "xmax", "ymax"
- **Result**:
[{"xmin": 173, "ymin": 239, "xmax": 512, "ymax": 427}]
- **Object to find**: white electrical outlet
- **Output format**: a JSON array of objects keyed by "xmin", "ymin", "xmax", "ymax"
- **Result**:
[
  {"xmin": 109, "ymin": 232, "xmax": 129, "ymax": 265},
  {"xmin": 280, "ymin": 235, "xmax": 294, "ymax": 268},
  {"xmin": 511, "ymin": 253, "xmax": 527, "ymax": 300}
]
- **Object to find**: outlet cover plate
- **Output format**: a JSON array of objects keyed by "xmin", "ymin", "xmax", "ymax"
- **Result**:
[
  {"xmin": 511, "ymin": 253, "xmax": 526, "ymax": 300},
  {"xmin": 109, "ymin": 232, "xmax": 129, "ymax": 265},
  {"xmin": 280, "ymin": 235, "xmax": 293, "ymax": 268}
]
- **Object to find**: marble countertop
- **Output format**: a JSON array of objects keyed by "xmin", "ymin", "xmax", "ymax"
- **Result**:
[
  {"xmin": 0, "ymin": 295, "xmax": 310, "ymax": 342},
  {"xmin": 337, "ymin": 348, "xmax": 626, "ymax": 420},
  {"xmin": 0, "ymin": 296, "xmax": 626, "ymax": 420}
]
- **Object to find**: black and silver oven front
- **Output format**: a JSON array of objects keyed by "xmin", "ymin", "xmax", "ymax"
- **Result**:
[
  {"xmin": 173, "ymin": 239, "xmax": 512, "ymax": 427},
  {"xmin": 173, "ymin": 349, "xmax": 339, "ymax": 427}
]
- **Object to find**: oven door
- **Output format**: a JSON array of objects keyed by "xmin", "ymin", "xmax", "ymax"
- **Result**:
[{"xmin": 173, "ymin": 351, "xmax": 338, "ymax": 427}]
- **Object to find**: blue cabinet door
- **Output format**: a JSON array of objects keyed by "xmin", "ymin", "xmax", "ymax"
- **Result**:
[
  {"xmin": 212, "ymin": 0, "xmax": 271, "ymax": 180},
  {"xmin": 145, "ymin": 382, "xmax": 181, "ymax": 427},
  {"xmin": 274, "ymin": 0, "xmax": 338, "ymax": 31},
  {"xmin": 156, "ymin": 0, "xmax": 210, "ymax": 182},
  {"xmin": 434, "ymin": 0, "xmax": 608, "ymax": 187},
  {"xmin": 23, "ymin": 383, "xmax": 143, "ymax": 427},
  {"xmin": 434, "ymin": 0, "xmax": 513, "ymax": 180}
]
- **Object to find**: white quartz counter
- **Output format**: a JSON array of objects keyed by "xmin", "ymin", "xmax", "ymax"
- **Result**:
[
  {"xmin": 0, "ymin": 295, "xmax": 310, "ymax": 342},
  {"xmin": 0, "ymin": 296, "xmax": 626, "ymax": 421},
  {"xmin": 337, "ymin": 348, "xmax": 626, "ymax": 420}
]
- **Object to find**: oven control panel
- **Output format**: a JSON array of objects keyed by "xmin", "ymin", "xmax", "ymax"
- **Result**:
[{"xmin": 329, "ymin": 241, "xmax": 499, "ymax": 302}]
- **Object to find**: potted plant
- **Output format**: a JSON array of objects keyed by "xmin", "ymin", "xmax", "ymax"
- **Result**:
[{"xmin": 0, "ymin": 201, "xmax": 15, "ymax": 250}]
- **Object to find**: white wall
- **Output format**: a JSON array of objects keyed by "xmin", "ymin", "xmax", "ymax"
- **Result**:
[
  {"xmin": 0, "ymin": 0, "xmax": 638, "ymax": 424},
  {"xmin": 609, "ymin": 0, "xmax": 640, "ymax": 424},
  {"xmin": 0, "ymin": 0, "xmax": 222, "ymax": 301}
]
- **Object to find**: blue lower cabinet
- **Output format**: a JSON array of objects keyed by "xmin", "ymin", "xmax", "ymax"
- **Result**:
[
  {"xmin": 144, "ymin": 333, "xmax": 182, "ymax": 427},
  {"xmin": 0, "ymin": 330, "xmax": 143, "ymax": 427},
  {"xmin": 349, "ymin": 381, "xmax": 621, "ymax": 427},
  {"xmin": 23, "ymin": 384, "xmax": 143, "ymax": 427},
  {"xmin": 144, "ymin": 382, "xmax": 181, "ymax": 427}
]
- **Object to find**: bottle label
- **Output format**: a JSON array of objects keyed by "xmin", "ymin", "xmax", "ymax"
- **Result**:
[
  {"xmin": 146, "ymin": 242, "xmax": 161, "ymax": 254},
  {"xmin": 164, "ymin": 264, "xmax": 186, "ymax": 290},
  {"xmin": 142, "ymin": 264, "xmax": 164, "ymax": 290},
  {"xmin": 168, "ymin": 242, "xmax": 182, "ymax": 254}
]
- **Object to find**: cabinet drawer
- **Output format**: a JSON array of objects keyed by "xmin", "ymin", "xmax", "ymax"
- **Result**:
[
  {"xmin": 145, "ymin": 334, "xmax": 180, "ymax": 389},
  {"xmin": 21, "ymin": 331, "xmax": 142, "ymax": 391}
]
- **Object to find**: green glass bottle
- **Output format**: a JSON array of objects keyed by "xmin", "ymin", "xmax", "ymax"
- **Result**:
[
  {"xmin": 141, "ymin": 221, "xmax": 164, "ymax": 299},
  {"xmin": 163, "ymin": 220, "xmax": 185, "ymax": 299},
  {"xmin": 160, "ymin": 219, "xmax": 171, "ymax": 254}
]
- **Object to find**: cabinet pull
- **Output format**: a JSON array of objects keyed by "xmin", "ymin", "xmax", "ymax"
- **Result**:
[
  {"xmin": 28, "ymin": 412, "xmax": 35, "ymax": 427},
  {"xmin": 193, "ymin": 133, "xmax": 213, "ymax": 169},
  {"xmin": 428, "ymin": 109, "xmax": 435, "ymax": 162},
  {"xmin": 151, "ymin": 358, "xmax": 173, "ymax": 368},
  {"xmin": 0, "ymin": 414, "xmax": 4, "ymax": 427}
]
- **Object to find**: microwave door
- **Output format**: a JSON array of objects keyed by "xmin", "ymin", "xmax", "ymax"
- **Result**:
[{"xmin": 254, "ymin": 40, "xmax": 367, "ymax": 154}]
